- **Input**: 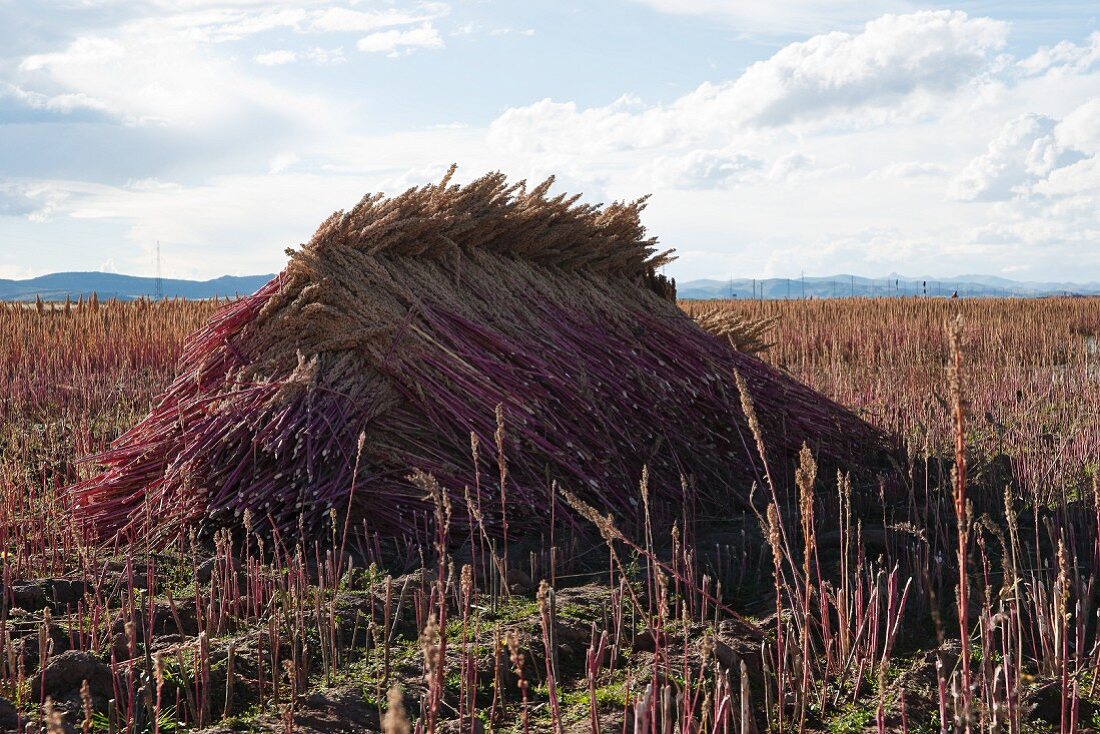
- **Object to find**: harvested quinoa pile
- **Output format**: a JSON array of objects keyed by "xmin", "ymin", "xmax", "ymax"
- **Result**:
[{"xmin": 70, "ymin": 168, "xmax": 890, "ymax": 545}]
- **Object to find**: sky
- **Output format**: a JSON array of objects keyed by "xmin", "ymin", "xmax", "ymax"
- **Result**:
[{"xmin": 1, "ymin": 1, "xmax": 1099, "ymax": 283}]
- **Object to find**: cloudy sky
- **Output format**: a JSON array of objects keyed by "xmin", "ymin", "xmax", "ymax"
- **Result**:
[{"xmin": 1, "ymin": 1, "xmax": 1099, "ymax": 283}]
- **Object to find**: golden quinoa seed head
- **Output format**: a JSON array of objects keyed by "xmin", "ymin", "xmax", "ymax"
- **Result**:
[{"xmin": 290, "ymin": 167, "xmax": 671, "ymax": 286}]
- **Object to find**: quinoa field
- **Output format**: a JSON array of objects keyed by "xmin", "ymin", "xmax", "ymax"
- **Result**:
[{"xmin": 2, "ymin": 295, "xmax": 1099, "ymax": 733}]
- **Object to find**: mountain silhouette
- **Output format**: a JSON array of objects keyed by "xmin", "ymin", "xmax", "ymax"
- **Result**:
[{"xmin": 0, "ymin": 272, "xmax": 275, "ymax": 301}]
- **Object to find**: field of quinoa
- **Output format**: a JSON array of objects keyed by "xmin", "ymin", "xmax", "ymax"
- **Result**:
[{"xmin": 2, "ymin": 294, "xmax": 1100, "ymax": 733}]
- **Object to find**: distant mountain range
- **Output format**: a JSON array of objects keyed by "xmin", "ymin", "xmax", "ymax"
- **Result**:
[
  {"xmin": 676, "ymin": 273, "xmax": 1100, "ymax": 300},
  {"xmin": 3, "ymin": 271, "xmax": 1100, "ymax": 302},
  {"xmin": 0, "ymin": 272, "xmax": 275, "ymax": 301}
]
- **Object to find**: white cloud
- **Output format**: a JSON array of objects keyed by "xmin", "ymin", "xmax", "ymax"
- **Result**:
[
  {"xmin": 189, "ymin": 8, "xmax": 309, "ymax": 42},
  {"xmin": 0, "ymin": 82, "xmax": 114, "ymax": 122},
  {"xmin": 254, "ymin": 47, "xmax": 344, "ymax": 66},
  {"xmin": 449, "ymin": 21, "xmax": 534, "ymax": 38},
  {"xmin": 649, "ymin": 149, "xmax": 764, "ymax": 189},
  {"xmin": 769, "ymin": 152, "xmax": 815, "ymax": 181},
  {"xmin": 309, "ymin": 4, "xmax": 449, "ymax": 33},
  {"xmin": 254, "ymin": 49, "xmax": 299, "ymax": 66},
  {"xmin": 376, "ymin": 163, "xmax": 456, "ymax": 191},
  {"xmin": 945, "ymin": 97, "xmax": 1100, "ymax": 261},
  {"xmin": 488, "ymin": 27, "xmax": 535, "ymax": 37},
  {"xmin": 21, "ymin": 3, "xmax": 452, "ymax": 47},
  {"xmin": 0, "ymin": 184, "xmax": 42, "ymax": 218},
  {"xmin": 0, "ymin": 182, "xmax": 68, "ymax": 222},
  {"xmin": 948, "ymin": 113, "xmax": 1081, "ymax": 201},
  {"xmin": 126, "ymin": 179, "xmax": 182, "ymax": 192},
  {"xmin": 1018, "ymin": 31, "xmax": 1100, "ymax": 76},
  {"xmin": 718, "ymin": 11, "xmax": 1006, "ymax": 126},
  {"xmin": 490, "ymin": 11, "xmax": 1007, "ymax": 155},
  {"xmin": 21, "ymin": 36, "xmax": 126, "ymax": 72},
  {"xmin": 62, "ymin": 172, "xmax": 370, "ymax": 276},
  {"xmin": 1054, "ymin": 98, "xmax": 1100, "ymax": 152},
  {"xmin": 15, "ymin": 16, "xmax": 333, "ymax": 130},
  {"xmin": 11, "ymin": 3, "xmax": 440, "ymax": 128},
  {"xmin": 626, "ymin": 0, "xmax": 913, "ymax": 36},
  {"xmin": 868, "ymin": 160, "xmax": 949, "ymax": 179},
  {"xmin": 357, "ymin": 22, "xmax": 444, "ymax": 55},
  {"xmin": 1034, "ymin": 154, "xmax": 1100, "ymax": 198},
  {"xmin": 490, "ymin": 94, "xmax": 674, "ymax": 155}
]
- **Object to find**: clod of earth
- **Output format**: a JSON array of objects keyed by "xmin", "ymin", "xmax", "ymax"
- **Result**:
[{"xmin": 33, "ymin": 650, "xmax": 113, "ymax": 703}]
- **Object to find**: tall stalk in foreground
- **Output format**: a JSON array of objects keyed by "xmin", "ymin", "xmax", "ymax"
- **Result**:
[{"xmin": 948, "ymin": 314, "xmax": 972, "ymax": 731}]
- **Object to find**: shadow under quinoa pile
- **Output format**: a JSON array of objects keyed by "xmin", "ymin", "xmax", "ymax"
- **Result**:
[{"xmin": 68, "ymin": 168, "xmax": 890, "ymax": 546}]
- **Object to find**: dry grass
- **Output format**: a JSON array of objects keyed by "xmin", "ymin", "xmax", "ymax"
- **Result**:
[
  {"xmin": 698, "ymin": 296, "xmax": 1100, "ymax": 500},
  {"xmin": 2, "ymin": 289, "xmax": 1100, "ymax": 732}
]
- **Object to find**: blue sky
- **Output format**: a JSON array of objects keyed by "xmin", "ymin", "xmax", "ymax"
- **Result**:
[{"xmin": 1, "ymin": 1, "xmax": 1099, "ymax": 283}]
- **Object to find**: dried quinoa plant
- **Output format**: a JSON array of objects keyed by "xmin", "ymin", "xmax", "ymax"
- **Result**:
[{"xmin": 69, "ymin": 168, "xmax": 890, "ymax": 545}]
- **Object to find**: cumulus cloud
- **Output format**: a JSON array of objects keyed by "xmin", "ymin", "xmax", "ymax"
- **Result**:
[
  {"xmin": 0, "ymin": 182, "xmax": 67, "ymax": 222},
  {"xmin": 769, "ymin": 152, "xmax": 815, "ymax": 181},
  {"xmin": 716, "ymin": 11, "xmax": 1006, "ymax": 127},
  {"xmin": 490, "ymin": 95, "xmax": 674, "ymax": 155},
  {"xmin": 1018, "ymin": 31, "xmax": 1100, "ymax": 76},
  {"xmin": 358, "ymin": 23, "xmax": 443, "ymax": 55},
  {"xmin": 645, "ymin": 148, "xmax": 829, "ymax": 189},
  {"xmin": 868, "ymin": 160, "xmax": 949, "ymax": 179},
  {"xmin": 20, "ymin": 36, "xmax": 126, "ymax": 71},
  {"xmin": 949, "ymin": 113, "xmax": 1083, "ymax": 201},
  {"xmin": 949, "ymin": 97, "xmax": 1100, "ymax": 262},
  {"xmin": 0, "ymin": 82, "xmax": 114, "ymax": 123},
  {"xmin": 649, "ymin": 149, "xmax": 764, "ymax": 189},
  {"xmin": 1054, "ymin": 98, "xmax": 1100, "ymax": 153},
  {"xmin": 490, "ymin": 11, "xmax": 1007, "ymax": 155},
  {"xmin": 1030, "ymin": 131, "xmax": 1100, "ymax": 218},
  {"xmin": 966, "ymin": 198, "xmax": 1100, "ymax": 255}
]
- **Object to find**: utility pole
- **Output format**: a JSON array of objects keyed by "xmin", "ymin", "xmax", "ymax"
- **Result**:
[
  {"xmin": 801, "ymin": 270, "xmax": 805, "ymax": 300},
  {"xmin": 155, "ymin": 241, "xmax": 163, "ymax": 301}
]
